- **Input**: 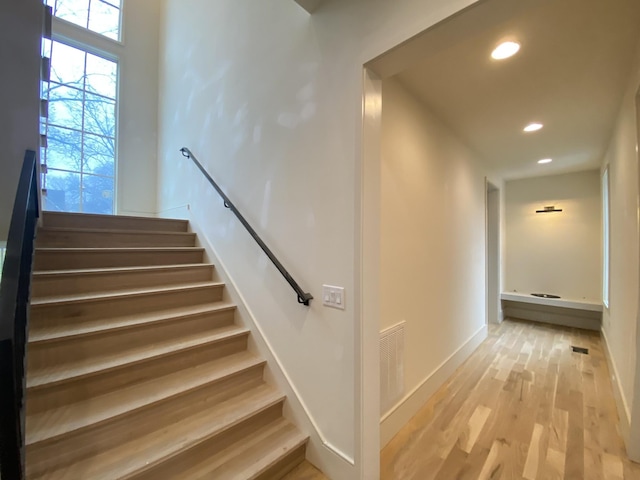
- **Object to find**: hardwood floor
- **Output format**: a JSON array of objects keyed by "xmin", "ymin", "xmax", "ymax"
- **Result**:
[{"xmin": 381, "ymin": 319, "xmax": 640, "ymax": 480}]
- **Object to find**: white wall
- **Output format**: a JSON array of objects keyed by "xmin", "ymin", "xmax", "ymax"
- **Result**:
[
  {"xmin": 600, "ymin": 38, "xmax": 640, "ymax": 459},
  {"xmin": 504, "ymin": 170, "xmax": 602, "ymax": 301},
  {"xmin": 156, "ymin": 0, "xmax": 480, "ymax": 478},
  {"xmin": 0, "ymin": 0, "xmax": 42, "ymax": 242},
  {"xmin": 48, "ymin": 0, "xmax": 160, "ymax": 217},
  {"xmin": 117, "ymin": 0, "xmax": 159, "ymax": 216},
  {"xmin": 379, "ymin": 78, "xmax": 488, "ymax": 444}
]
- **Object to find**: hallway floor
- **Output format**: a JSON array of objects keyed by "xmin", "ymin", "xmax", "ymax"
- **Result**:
[{"xmin": 381, "ymin": 319, "xmax": 640, "ymax": 479}]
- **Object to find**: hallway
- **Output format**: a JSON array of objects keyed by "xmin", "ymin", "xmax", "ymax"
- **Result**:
[{"xmin": 381, "ymin": 319, "xmax": 640, "ymax": 479}]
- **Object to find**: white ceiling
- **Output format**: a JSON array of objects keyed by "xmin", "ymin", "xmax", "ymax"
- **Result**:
[{"xmin": 368, "ymin": 0, "xmax": 640, "ymax": 180}]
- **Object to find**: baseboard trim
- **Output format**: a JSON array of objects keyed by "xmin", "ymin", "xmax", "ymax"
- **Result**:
[
  {"xmin": 600, "ymin": 327, "xmax": 631, "ymax": 445},
  {"xmin": 183, "ymin": 214, "xmax": 356, "ymax": 479},
  {"xmin": 116, "ymin": 208, "xmax": 160, "ymax": 217},
  {"xmin": 380, "ymin": 324, "xmax": 488, "ymax": 447}
]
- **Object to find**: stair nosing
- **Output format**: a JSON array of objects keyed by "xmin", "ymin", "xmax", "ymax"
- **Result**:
[
  {"xmin": 42, "ymin": 211, "xmax": 189, "ymax": 225},
  {"xmin": 180, "ymin": 418, "xmax": 308, "ymax": 480},
  {"xmin": 29, "ymin": 302, "xmax": 237, "ymax": 344},
  {"xmin": 26, "ymin": 352, "xmax": 267, "ymax": 446},
  {"xmin": 38, "ymin": 226, "xmax": 196, "ymax": 236},
  {"xmin": 32, "ymin": 263, "xmax": 214, "ymax": 277},
  {"xmin": 27, "ymin": 326, "xmax": 251, "ymax": 390},
  {"xmin": 234, "ymin": 430, "xmax": 309, "ymax": 480},
  {"xmin": 31, "ymin": 281, "xmax": 224, "ymax": 307},
  {"xmin": 250, "ymin": 437, "xmax": 309, "ymax": 480},
  {"xmin": 35, "ymin": 246, "xmax": 204, "ymax": 253}
]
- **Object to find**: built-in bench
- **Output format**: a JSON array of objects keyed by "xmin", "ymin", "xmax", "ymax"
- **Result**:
[{"xmin": 501, "ymin": 292, "xmax": 603, "ymax": 331}]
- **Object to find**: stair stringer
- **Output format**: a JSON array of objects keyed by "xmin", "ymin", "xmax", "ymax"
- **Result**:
[{"xmin": 184, "ymin": 213, "xmax": 354, "ymax": 480}]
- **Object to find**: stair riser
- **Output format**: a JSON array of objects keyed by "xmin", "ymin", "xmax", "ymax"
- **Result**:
[
  {"xmin": 26, "ymin": 371, "xmax": 268, "ymax": 477},
  {"xmin": 28, "ymin": 309, "xmax": 236, "ymax": 373},
  {"xmin": 42, "ymin": 212, "xmax": 188, "ymax": 232},
  {"xmin": 256, "ymin": 444, "xmax": 307, "ymax": 480},
  {"xmin": 36, "ymin": 230, "xmax": 196, "ymax": 248},
  {"xmin": 32, "ymin": 265, "xmax": 214, "ymax": 297},
  {"xmin": 27, "ymin": 334, "xmax": 250, "ymax": 414},
  {"xmin": 34, "ymin": 249, "xmax": 204, "ymax": 270},
  {"xmin": 127, "ymin": 403, "xmax": 285, "ymax": 480},
  {"xmin": 30, "ymin": 285, "xmax": 223, "ymax": 327}
]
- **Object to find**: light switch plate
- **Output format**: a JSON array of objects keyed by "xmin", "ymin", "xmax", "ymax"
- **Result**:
[{"xmin": 322, "ymin": 284, "xmax": 345, "ymax": 310}]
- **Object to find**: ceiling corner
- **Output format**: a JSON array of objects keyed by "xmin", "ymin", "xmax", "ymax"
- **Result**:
[{"xmin": 294, "ymin": 0, "xmax": 323, "ymax": 14}]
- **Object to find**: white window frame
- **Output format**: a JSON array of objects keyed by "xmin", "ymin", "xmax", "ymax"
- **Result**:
[
  {"xmin": 42, "ymin": 4, "xmax": 124, "ymax": 214},
  {"xmin": 45, "ymin": 0, "xmax": 124, "ymax": 43}
]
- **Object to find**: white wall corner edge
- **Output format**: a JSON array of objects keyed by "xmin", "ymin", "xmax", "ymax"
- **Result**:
[
  {"xmin": 184, "ymin": 214, "xmax": 358, "ymax": 480},
  {"xmin": 600, "ymin": 328, "xmax": 632, "ymax": 445},
  {"xmin": 380, "ymin": 324, "xmax": 488, "ymax": 447},
  {"xmin": 293, "ymin": 0, "xmax": 323, "ymax": 14}
]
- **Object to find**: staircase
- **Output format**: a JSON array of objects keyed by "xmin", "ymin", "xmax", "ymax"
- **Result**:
[{"xmin": 25, "ymin": 211, "xmax": 309, "ymax": 479}]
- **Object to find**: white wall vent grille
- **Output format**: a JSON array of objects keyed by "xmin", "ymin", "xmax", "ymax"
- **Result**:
[{"xmin": 380, "ymin": 321, "xmax": 405, "ymax": 415}]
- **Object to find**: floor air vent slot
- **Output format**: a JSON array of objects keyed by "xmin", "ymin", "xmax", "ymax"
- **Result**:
[{"xmin": 571, "ymin": 346, "xmax": 589, "ymax": 355}]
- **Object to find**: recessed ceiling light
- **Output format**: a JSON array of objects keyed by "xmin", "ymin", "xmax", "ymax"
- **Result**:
[
  {"xmin": 538, "ymin": 158, "xmax": 552, "ymax": 164},
  {"xmin": 524, "ymin": 123, "xmax": 543, "ymax": 132},
  {"xmin": 491, "ymin": 41, "xmax": 521, "ymax": 60}
]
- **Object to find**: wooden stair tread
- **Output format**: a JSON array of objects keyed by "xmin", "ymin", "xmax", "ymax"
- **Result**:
[
  {"xmin": 27, "ymin": 324, "xmax": 249, "ymax": 389},
  {"xmin": 26, "ymin": 351, "xmax": 265, "ymax": 445},
  {"xmin": 34, "ymin": 385, "xmax": 285, "ymax": 480},
  {"xmin": 41, "ymin": 211, "xmax": 189, "ymax": 232},
  {"xmin": 140, "ymin": 417, "xmax": 307, "ymax": 479},
  {"xmin": 36, "ymin": 228, "xmax": 197, "ymax": 248},
  {"xmin": 35, "ymin": 246, "xmax": 204, "ymax": 254},
  {"xmin": 32, "ymin": 262, "xmax": 213, "ymax": 277},
  {"xmin": 183, "ymin": 419, "xmax": 307, "ymax": 479},
  {"xmin": 29, "ymin": 302, "xmax": 235, "ymax": 343},
  {"xmin": 37, "ymin": 226, "xmax": 196, "ymax": 236},
  {"xmin": 30, "ymin": 281, "xmax": 224, "ymax": 306}
]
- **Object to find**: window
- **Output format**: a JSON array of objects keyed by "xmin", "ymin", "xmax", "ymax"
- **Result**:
[
  {"xmin": 41, "ymin": 0, "xmax": 123, "ymax": 214},
  {"xmin": 602, "ymin": 167, "xmax": 610, "ymax": 308},
  {"xmin": 45, "ymin": 0, "xmax": 122, "ymax": 41},
  {"xmin": 41, "ymin": 40, "xmax": 117, "ymax": 214}
]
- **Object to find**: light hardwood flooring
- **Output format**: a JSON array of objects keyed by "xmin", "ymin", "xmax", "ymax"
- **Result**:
[{"xmin": 381, "ymin": 319, "xmax": 640, "ymax": 479}]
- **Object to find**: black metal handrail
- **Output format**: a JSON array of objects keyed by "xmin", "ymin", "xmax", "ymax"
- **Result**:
[
  {"xmin": 180, "ymin": 147, "xmax": 313, "ymax": 306},
  {"xmin": 0, "ymin": 150, "xmax": 39, "ymax": 479}
]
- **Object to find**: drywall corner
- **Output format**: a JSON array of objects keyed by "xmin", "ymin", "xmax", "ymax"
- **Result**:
[{"xmin": 293, "ymin": 0, "xmax": 323, "ymax": 14}]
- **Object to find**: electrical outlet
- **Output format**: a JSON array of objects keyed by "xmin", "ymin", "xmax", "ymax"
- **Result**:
[{"xmin": 322, "ymin": 284, "xmax": 345, "ymax": 310}]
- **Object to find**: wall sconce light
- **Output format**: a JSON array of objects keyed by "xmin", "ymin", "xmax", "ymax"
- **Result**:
[{"xmin": 536, "ymin": 206, "xmax": 562, "ymax": 213}]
